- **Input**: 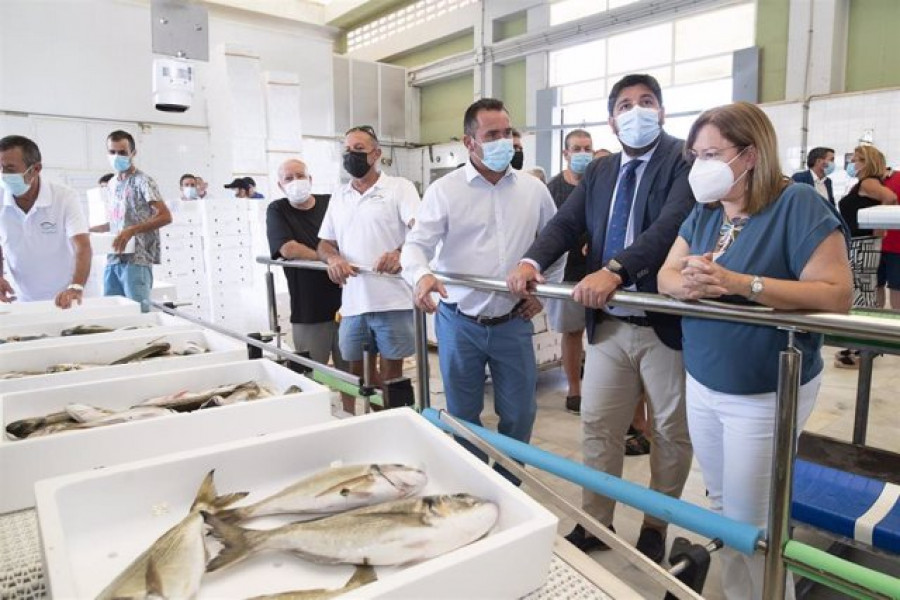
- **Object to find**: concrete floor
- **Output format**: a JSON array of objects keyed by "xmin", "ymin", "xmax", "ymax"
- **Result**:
[{"xmin": 405, "ymin": 348, "xmax": 900, "ymax": 599}]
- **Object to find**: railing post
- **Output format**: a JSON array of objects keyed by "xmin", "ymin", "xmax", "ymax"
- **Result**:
[
  {"xmin": 414, "ymin": 307, "xmax": 431, "ymax": 410},
  {"xmin": 763, "ymin": 331, "xmax": 802, "ymax": 599},
  {"xmin": 264, "ymin": 266, "xmax": 281, "ymax": 350}
]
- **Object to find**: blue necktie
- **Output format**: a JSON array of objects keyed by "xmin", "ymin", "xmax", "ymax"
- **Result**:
[{"xmin": 602, "ymin": 159, "xmax": 642, "ymax": 264}]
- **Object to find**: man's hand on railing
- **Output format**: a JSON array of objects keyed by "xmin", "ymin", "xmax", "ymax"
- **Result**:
[
  {"xmin": 414, "ymin": 274, "xmax": 448, "ymax": 313},
  {"xmin": 506, "ymin": 261, "xmax": 545, "ymax": 297},
  {"xmin": 325, "ymin": 255, "xmax": 358, "ymax": 286},
  {"xmin": 514, "ymin": 296, "xmax": 543, "ymax": 321},
  {"xmin": 374, "ymin": 249, "xmax": 402, "ymax": 274},
  {"xmin": 573, "ymin": 268, "xmax": 622, "ymax": 309}
]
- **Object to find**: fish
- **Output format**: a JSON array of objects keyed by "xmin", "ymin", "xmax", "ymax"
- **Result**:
[
  {"xmin": 172, "ymin": 340, "xmax": 208, "ymax": 356},
  {"xmin": 0, "ymin": 334, "xmax": 49, "ymax": 344},
  {"xmin": 26, "ymin": 406, "xmax": 173, "ymax": 438},
  {"xmin": 216, "ymin": 464, "xmax": 427, "ymax": 523},
  {"xmin": 6, "ymin": 407, "xmax": 81, "ymax": 439},
  {"xmin": 60, "ymin": 324, "xmax": 115, "ymax": 336},
  {"xmin": 109, "ymin": 342, "xmax": 172, "ymax": 365},
  {"xmin": 96, "ymin": 470, "xmax": 248, "ymax": 600},
  {"xmin": 137, "ymin": 381, "xmax": 263, "ymax": 413},
  {"xmin": 283, "ymin": 385, "xmax": 304, "ymax": 395},
  {"xmin": 205, "ymin": 493, "xmax": 499, "ymax": 573},
  {"xmin": 246, "ymin": 565, "xmax": 377, "ymax": 600}
]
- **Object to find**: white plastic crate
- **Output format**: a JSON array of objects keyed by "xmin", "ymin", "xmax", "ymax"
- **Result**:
[
  {"xmin": 0, "ymin": 329, "xmax": 246, "ymax": 396},
  {"xmin": 1, "ymin": 359, "xmax": 330, "ymax": 513},
  {"xmin": 36, "ymin": 409, "xmax": 557, "ymax": 599}
]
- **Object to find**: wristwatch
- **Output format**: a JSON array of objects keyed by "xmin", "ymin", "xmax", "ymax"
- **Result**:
[
  {"xmin": 603, "ymin": 259, "xmax": 630, "ymax": 286},
  {"xmin": 747, "ymin": 276, "xmax": 764, "ymax": 301},
  {"xmin": 67, "ymin": 283, "xmax": 84, "ymax": 292}
]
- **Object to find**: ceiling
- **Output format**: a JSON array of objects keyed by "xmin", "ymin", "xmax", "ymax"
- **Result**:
[{"xmin": 203, "ymin": 0, "xmax": 412, "ymax": 31}]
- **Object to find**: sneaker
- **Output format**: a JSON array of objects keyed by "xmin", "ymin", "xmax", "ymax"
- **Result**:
[
  {"xmin": 565, "ymin": 395, "xmax": 581, "ymax": 414},
  {"xmin": 564, "ymin": 523, "xmax": 615, "ymax": 553},
  {"xmin": 636, "ymin": 527, "xmax": 667, "ymax": 564},
  {"xmin": 834, "ymin": 349, "xmax": 859, "ymax": 369}
]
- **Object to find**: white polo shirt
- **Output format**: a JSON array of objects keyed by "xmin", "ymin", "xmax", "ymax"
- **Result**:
[
  {"xmin": 319, "ymin": 172, "xmax": 419, "ymax": 317},
  {"xmin": 0, "ymin": 179, "xmax": 88, "ymax": 302}
]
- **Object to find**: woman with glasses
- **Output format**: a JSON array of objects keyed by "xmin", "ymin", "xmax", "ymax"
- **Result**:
[
  {"xmin": 658, "ymin": 102, "xmax": 852, "ymax": 599},
  {"xmin": 834, "ymin": 145, "xmax": 897, "ymax": 367}
]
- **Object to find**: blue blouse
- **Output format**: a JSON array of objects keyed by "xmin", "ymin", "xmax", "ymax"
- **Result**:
[{"xmin": 677, "ymin": 183, "xmax": 846, "ymax": 395}]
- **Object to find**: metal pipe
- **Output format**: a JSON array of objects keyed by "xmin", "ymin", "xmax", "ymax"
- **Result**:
[
  {"xmin": 852, "ymin": 349, "xmax": 875, "ymax": 445},
  {"xmin": 762, "ymin": 344, "xmax": 803, "ymax": 599},
  {"xmin": 150, "ymin": 300, "xmax": 359, "ymax": 386},
  {"xmin": 264, "ymin": 267, "xmax": 281, "ymax": 350},
  {"xmin": 413, "ymin": 307, "xmax": 431, "ymax": 409},
  {"xmin": 255, "ymin": 257, "xmax": 900, "ymax": 346},
  {"xmin": 436, "ymin": 410, "xmax": 704, "ymax": 600}
]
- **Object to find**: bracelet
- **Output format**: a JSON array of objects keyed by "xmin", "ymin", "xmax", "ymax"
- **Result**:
[{"xmin": 67, "ymin": 284, "xmax": 84, "ymax": 292}]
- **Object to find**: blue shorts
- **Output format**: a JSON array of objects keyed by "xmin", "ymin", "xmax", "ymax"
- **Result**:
[
  {"xmin": 104, "ymin": 263, "xmax": 153, "ymax": 312},
  {"xmin": 338, "ymin": 310, "xmax": 415, "ymax": 361},
  {"xmin": 878, "ymin": 253, "xmax": 900, "ymax": 289}
]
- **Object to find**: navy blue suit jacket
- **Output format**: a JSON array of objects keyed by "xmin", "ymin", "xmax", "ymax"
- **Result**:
[
  {"xmin": 792, "ymin": 170, "xmax": 834, "ymax": 206},
  {"xmin": 524, "ymin": 131, "xmax": 695, "ymax": 350}
]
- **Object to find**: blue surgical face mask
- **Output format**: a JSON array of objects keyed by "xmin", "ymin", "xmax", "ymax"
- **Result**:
[
  {"xmin": 108, "ymin": 153, "xmax": 132, "ymax": 173},
  {"xmin": 615, "ymin": 105, "xmax": 661, "ymax": 149},
  {"xmin": 0, "ymin": 166, "xmax": 33, "ymax": 197},
  {"xmin": 846, "ymin": 162, "xmax": 857, "ymax": 178},
  {"xmin": 478, "ymin": 138, "xmax": 515, "ymax": 172},
  {"xmin": 824, "ymin": 161, "xmax": 835, "ymax": 176},
  {"xmin": 569, "ymin": 152, "xmax": 593, "ymax": 175},
  {"xmin": 182, "ymin": 186, "xmax": 198, "ymax": 199}
]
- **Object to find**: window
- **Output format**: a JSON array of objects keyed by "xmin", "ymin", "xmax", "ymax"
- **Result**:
[
  {"xmin": 347, "ymin": 0, "xmax": 478, "ymax": 52},
  {"xmin": 547, "ymin": 2, "xmax": 755, "ymax": 176}
]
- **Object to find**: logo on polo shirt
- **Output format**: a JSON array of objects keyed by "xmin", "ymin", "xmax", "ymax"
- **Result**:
[{"xmin": 40, "ymin": 221, "xmax": 58, "ymax": 233}]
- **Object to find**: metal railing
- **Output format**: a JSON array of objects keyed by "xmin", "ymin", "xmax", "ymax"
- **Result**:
[{"xmin": 257, "ymin": 255, "xmax": 900, "ymax": 599}]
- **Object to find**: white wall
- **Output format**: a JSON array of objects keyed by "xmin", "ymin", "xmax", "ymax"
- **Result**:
[{"xmin": 0, "ymin": 0, "xmax": 336, "ymax": 200}]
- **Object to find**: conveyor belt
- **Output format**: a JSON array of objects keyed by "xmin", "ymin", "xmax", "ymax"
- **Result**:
[
  {"xmin": 793, "ymin": 459, "xmax": 900, "ymax": 554},
  {"xmin": 0, "ymin": 509, "xmax": 615, "ymax": 600}
]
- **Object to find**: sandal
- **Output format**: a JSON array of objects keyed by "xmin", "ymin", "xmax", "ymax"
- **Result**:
[
  {"xmin": 625, "ymin": 433, "xmax": 651, "ymax": 456},
  {"xmin": 834, "ymin": 349, "xmax": 859, "ymax": 369}
]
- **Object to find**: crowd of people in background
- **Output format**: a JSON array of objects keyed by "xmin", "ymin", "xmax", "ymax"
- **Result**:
[{"xmin": 2, "ymin": 68, "xmax": 897, "ymax": 599}]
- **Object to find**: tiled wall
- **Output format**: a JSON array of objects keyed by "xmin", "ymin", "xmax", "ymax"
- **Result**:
[{"xmin": 760, "ymin": 88, "xmax": 900, "ymax": 199}]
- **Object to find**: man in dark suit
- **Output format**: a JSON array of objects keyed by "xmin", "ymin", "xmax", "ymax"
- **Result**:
[
  {"xmin": 507, "ymin": 74, "xmax": 694, "ymax": 564},
  {"xmin": 792, "ymin": 146, "xmax": 835, "ymax": 205}
]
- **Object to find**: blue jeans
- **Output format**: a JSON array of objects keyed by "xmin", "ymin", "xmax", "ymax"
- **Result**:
[
  {"xmin": 435, "ymin": 302, "xmax": 537, "ymax": 484},
  {"xmin": 338, "ymin": 310, "xmax": 415, "ymax": 361},
  {"xmin": 104, "ymin": 263, "xmax": 153, "ymax": 312}
]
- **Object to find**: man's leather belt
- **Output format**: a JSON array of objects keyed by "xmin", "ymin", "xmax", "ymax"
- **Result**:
[
  {"xmin": 446, "ymin": 303, "xmax": 517, "ymax": 326},
  {"xmin": 613, "ymin": 314, "xmax": 652, "ymax": 327}
]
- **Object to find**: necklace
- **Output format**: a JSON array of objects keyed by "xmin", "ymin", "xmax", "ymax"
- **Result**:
[{"xmin": 713, "ymin": 214, "xmax": 750, "ymax": 260}]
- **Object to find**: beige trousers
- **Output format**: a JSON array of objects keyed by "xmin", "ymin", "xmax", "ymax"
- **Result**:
[{"xmin": 581, "ymin": 317, "xmax": 692, "ymax": 530}]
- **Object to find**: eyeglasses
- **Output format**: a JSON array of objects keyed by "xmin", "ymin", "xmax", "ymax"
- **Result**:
[
  {"xmin": 345, "ymin": 125, "xmax": 378, "ymax": 142},
  {"xmin": 689, "ymin": 145, "xmax": 742, "ymax": 162}
]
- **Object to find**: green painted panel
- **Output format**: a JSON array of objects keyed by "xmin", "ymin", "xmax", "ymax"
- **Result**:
[
  {"xmin": 495, "ymin": 12, "xmax": 527, "ymax": 42},
  {"xmin": 846, "ymin": 0, "xmax": 900, "ymax": 91},
  {"xmin": 756, "ymin": 0, "xmax": 789, "ymax": 103},
  {"xmin": 384, "ymin": 32, "xmax": 474, "ymax": 68},
  {"xmin": 420, "ymin": 73, "xmax": 474, "ymax": 144},
  {"xmin": 500, "ymin": 60, "xmax": 526, "ymax": 130}
]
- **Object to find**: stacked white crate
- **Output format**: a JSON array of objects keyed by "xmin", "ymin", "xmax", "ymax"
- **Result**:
[
  {"xmin": 532, "ymin": 310, "xmax": 562, "ymax": 366},
  {"xmin": 200, "ymin": 198, "xmax": 256, "ymax": 331},
  {"xmin": 156, "ymin": 201, "xmax": 208, "ymax": 317}
]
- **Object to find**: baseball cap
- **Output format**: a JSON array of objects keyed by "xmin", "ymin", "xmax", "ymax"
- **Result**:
[{"xmin": 224, "ymin": 178, "xmax": 250, "ymax": 190}]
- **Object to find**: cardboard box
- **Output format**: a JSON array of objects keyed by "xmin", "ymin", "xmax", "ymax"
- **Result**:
[{"xmin": 36, "ymin": 409, "xmax": 557, "ymax": 599}]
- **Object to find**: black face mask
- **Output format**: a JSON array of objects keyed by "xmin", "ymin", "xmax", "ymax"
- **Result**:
[
  {"xmin": 343, "ymin": 150, "xmax": 372, "ymax": 178},
  {"xmin": 510, "ymin": 149, "xmax": 524, "ymax": 170}
]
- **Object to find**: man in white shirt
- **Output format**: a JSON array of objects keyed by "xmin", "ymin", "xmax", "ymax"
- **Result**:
[
  {"xmin": 0, "ymin": 135, "xmax": 91, "ymax": 308},
  {"xmin": 318, "ymin": 125, "xmax": 419, "ymax": 409},
  {"xmin": 791, "ymin": 146, "xmax": 835, "ymax": 205},
  {"xmin": 401, "ymin": 99, "xmax": 562, "ymax": 484}
]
